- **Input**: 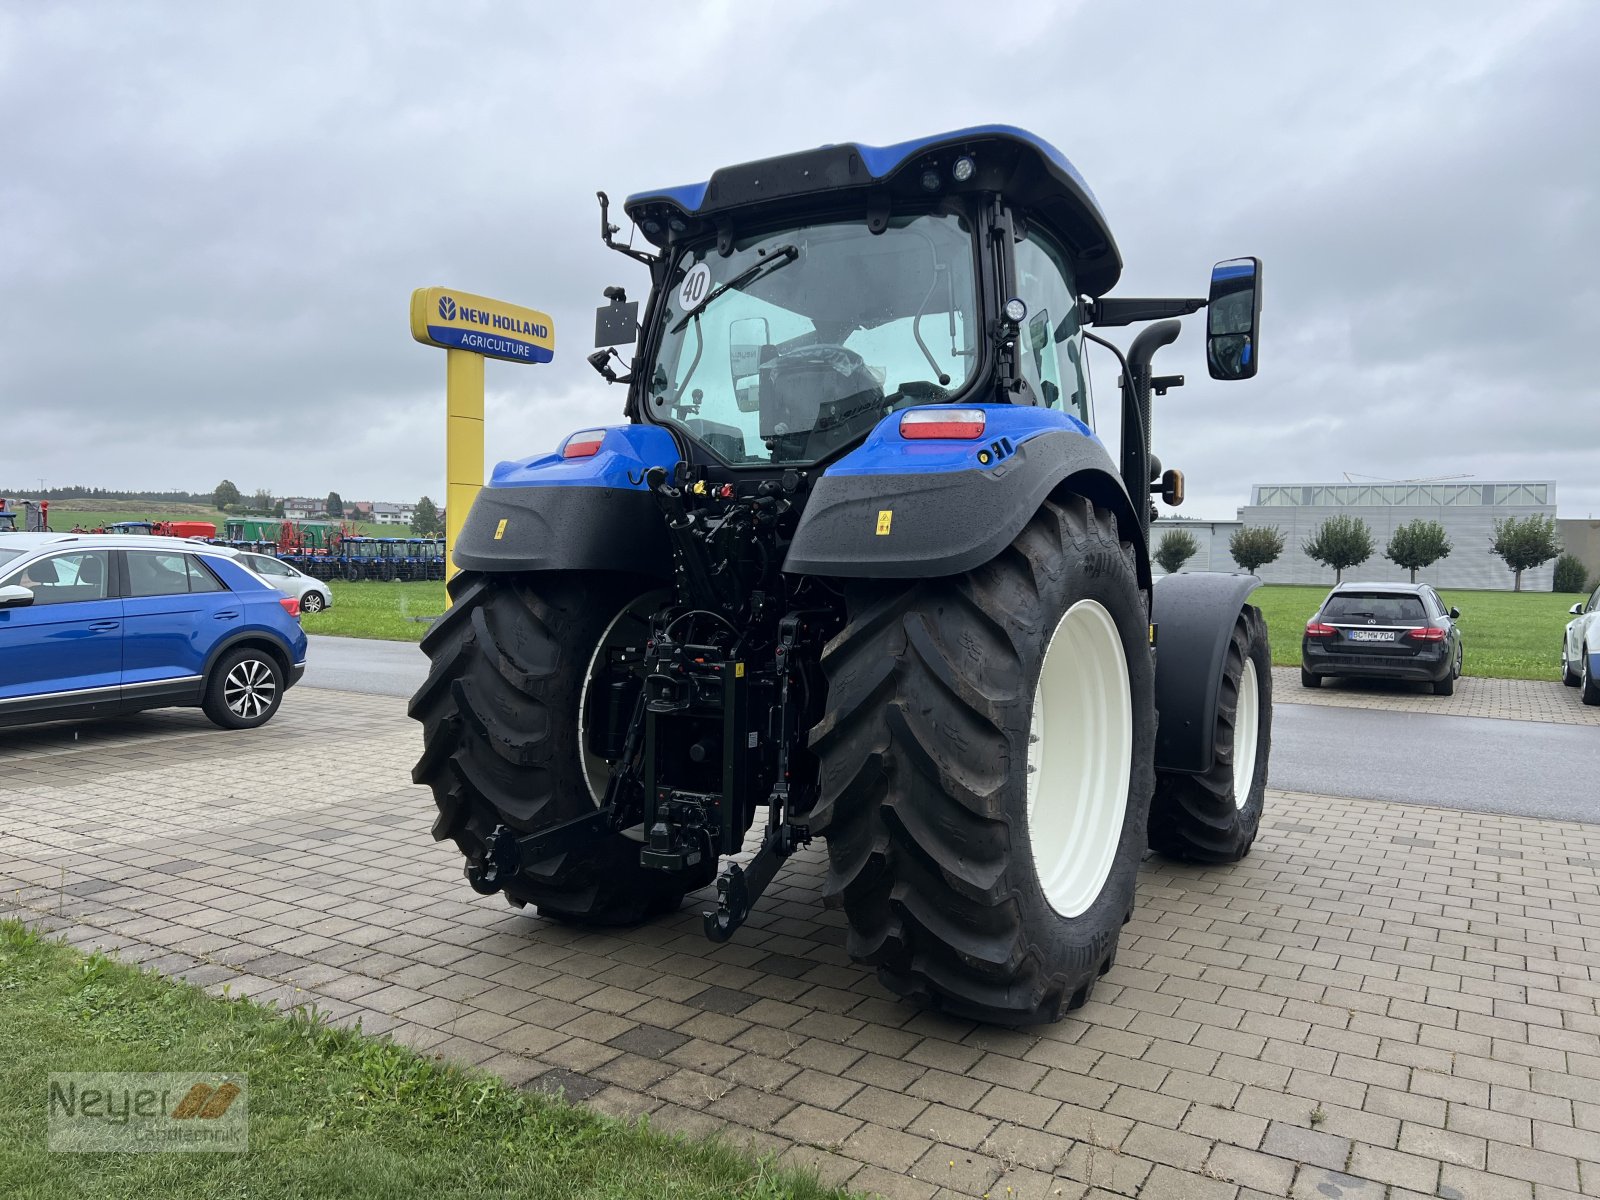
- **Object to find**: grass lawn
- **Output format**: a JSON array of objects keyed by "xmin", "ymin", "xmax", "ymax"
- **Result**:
[
  {"xmin": 0, "ymin": 921, "xmax": 844, "ymax": 1200},
  {"xmin": 1251, "ymin": 583, "xmax": 1574, "ymax": 681},
  {"xmin": 301, "ymin": 581, "xmax": 446, "ymax": 641}
]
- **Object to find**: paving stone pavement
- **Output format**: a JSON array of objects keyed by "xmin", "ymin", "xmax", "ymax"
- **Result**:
[
  {"xmin": 5, "ymin": 688, "xmax": 1600, "ymax": 1199},
  {"xmin": 1271, "ymin": 666, "xmax": 1600, "ymax": 728}
]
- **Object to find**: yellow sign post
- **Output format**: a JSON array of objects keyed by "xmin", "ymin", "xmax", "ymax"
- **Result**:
[{"xmin": 410, "ymin": 287, "xmax": 555, "ymax": 587}]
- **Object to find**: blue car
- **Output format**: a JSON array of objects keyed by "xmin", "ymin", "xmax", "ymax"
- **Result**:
[{"xmin": 0, "ymin": 533, "xmax": 307, "ymax": 730}]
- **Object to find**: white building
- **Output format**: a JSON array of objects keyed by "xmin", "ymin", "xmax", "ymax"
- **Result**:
[
  {"xmin": 371, "ymin": 502, "xmax": 416, "ymax": 526},
  {"xmin": 282, "ymin": 497, "xmax": 322, "ymax": 520},
  {"xmin": 1154, "ymin": 480, "xmax": 1559, "ymax": 591}
]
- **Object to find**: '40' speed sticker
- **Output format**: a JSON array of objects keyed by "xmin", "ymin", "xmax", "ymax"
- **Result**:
[{"xmin": 677, "ymin": 262, "xmax": 712, "ymax": 312}]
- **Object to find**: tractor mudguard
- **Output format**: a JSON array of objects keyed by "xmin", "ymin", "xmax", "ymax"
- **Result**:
[
  {"xmin": 1150, "ymin": 571, "xmax": 1263, "ymax": 774},
  {"xmin": 452, "ymin": 425, "xmax": 677, "ymax": 576},
  {"xmin": 784, "ymin": 409, "xmax": 1151, "ymax": 587}
]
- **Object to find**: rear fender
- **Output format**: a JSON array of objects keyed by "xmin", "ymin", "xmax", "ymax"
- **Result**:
[
  {"xmin": 1151, "ymin": 572, "xmax": 1263, "ymax": 774},
  {"xmin": 453, "ymin": 425, "xmax": 677, "ymax": 576},
  {"xmin": 784, "ymin": 410, "xmax": 1151, "ymax": 587}
]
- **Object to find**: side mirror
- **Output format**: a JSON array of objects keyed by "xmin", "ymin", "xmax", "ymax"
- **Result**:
[
  {"xmin": 729, "ymin": 316, "xmax": 771, "ymax": 413},
  {"xmin": 1573, "ymin": 603, "xmax": 1586, "ymax": 615},
  {"xmin": 1206, "ymin": 257, "xmax": 1262, "ymax": 381},
  {"xmin": 1449, "ymin": 607, "xmax": 1461, "ymax": 619},
  {"xmin": 0, "ymin": 583, "xmax": 35, "ymax": 609}
]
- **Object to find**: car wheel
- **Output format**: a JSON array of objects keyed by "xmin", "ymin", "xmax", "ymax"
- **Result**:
[
  {"xmin": 202, "ymin": 648, "xmax": 285, "ymax": 729},
  {"xmin": 1583, "ymin": 648, "xmax": 1600, "ymax": 707},
  {"xmin": 1300, "ymin": 667, "xmax": 1320, "ymax": 689},
  {"xmin": 1562, "ymin": 640, "xmax": 1581, "ymax": 687},
  {"xmin": 301, "ymin": 590, "xmax": 326, "ymax": 614}
]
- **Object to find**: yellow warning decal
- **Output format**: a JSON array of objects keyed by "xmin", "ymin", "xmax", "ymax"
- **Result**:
[
  {"xmin": 876, "ymin": 510, "xmax": 893, "ymax": 535},
  {"xmin": 494, "ymin": 518, "xmax": 508, "ymax": 540},
  {"xmin": 735, "ymin": 662, "xmax": 745, "ymax": 678}
]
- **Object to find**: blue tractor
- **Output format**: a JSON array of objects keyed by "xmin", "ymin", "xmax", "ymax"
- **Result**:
[{"xmin": 411, "ymin": 127, "xmax": 1272, "ymax": 1024}]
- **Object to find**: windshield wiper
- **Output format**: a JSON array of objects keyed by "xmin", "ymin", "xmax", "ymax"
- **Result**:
[{"xmin": 669, "ymin": 245, "xmax": 799, "ymax": 333}]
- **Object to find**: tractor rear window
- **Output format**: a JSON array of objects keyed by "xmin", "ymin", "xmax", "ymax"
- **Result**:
[
  {"xmin": 649, "ymin": 212, "xmax": 979, "ymax": 466},
  {"xmin": 1322, "ymin": 592, "xmax": 1428, "ymax": 623}
]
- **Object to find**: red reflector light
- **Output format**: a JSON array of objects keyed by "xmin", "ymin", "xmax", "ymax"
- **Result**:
[
  {"xmin": 279, "ymin": 596, "xmax": 300, "ymax": 618},
  {"xmin": 1406, "ymin": 626, "xmax": 1447, "ymax": 641},
  {"xmin": 1305, "ymin": 621, "xmax": 1336, "ymax": 638},
  {"xmin": 900, "ymin": 408, "xmax": 986, "ymax": 440},
  {"xmin": 562, "ymin": 430, "xmax": 606, "ymax": 458}
]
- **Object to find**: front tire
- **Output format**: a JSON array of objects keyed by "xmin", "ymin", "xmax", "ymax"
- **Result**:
[
  {"xmin": 1150, "ymin": 607, "xmax": 1271, "ymax": 863},
  {"xmin": 202, "ymin": 647, "xmax": 284, "ymax": 729},
  {"xmin": 1583, "ymin": 648, "xmax": 1600, "ymax": 707},
  {"xmin": 301, "ymin": 590, "xmax": 326, "ymax": 614},
  {"xmin": 1563, "ymin": 641, "xmax": 1581, "ymax": 687},
  {"xmin": 810, "ymin": 496, "xmax": 1154, "ymax": 1025},
  {"xmin": 409, "ymin": 571, "xmax": 708, "ymax": 924}
]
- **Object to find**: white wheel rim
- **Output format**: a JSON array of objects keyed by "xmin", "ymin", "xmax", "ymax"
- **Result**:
[
  {"xmin": 578, "ymin": 593, "xmax": 667, "ymax": 805},
  {"xmin": 1233, "ymin": 658, "xmax": 1260, "ymax": 810},
  {"xmin": 1026, "ymin": 599, "xmax": 1133, "ymax": 920}
]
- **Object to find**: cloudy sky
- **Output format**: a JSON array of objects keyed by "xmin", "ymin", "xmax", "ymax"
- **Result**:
[{"xmin": 4, "ymin": 1, "xmax": 1597, "ymax": 518}]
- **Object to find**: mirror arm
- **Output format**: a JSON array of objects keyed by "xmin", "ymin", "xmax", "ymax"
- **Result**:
[
  {"xmin": 1084, "ymin": 297, "xmax": 1206, "ymax": 327},
  {"xmin": 598, "ymin": 191, "xmax": 662, "ymax": 267}
]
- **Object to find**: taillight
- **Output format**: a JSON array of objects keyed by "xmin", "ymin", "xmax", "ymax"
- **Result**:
[
  {"xmin": 1305, "ymin": 621, "xmax": 1336, "ymax": 638},
  {"xmin": 900, "ymin": 408, "xmax": 986, "ymax": 440},
  {"xmin": 561, "ymin": 429, "xmax": 606, "ymax": 458},
  {"xmin": 279, "ymin": 596, "xmax": 300, "ymax": 618},
  {"xmin": 1406, "ymin": 626, "xmax": 1447, "ymax": 641}
]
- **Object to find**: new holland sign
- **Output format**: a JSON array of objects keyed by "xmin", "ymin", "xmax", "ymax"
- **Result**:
[{"xmin": 410, "ymin": 287, "xmax": 555, "ymax": 364}]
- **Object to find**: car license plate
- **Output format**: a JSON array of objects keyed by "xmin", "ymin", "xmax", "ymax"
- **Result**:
[{"xmin": 1347, "ymin": 630, "xmax": 1396, "ymax": 642}]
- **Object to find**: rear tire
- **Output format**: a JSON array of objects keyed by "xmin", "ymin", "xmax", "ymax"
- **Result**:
[
  {"xmin": 1150, "ymin": 607, "xmax": 1271, "ymax": 863},
  {"xmin": 810, "ymin": 496, "xmax": 1154, "ymax": 1025},
  {"xmin": 409, "ymin": 571, "xmax": 708, "ymax": 924},
  {"xmin": 1300, "ymin": 667, "xmax": 1320, "ymax": 689}
]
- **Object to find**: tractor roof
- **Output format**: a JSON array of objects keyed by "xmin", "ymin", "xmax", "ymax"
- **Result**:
[{"xmin": 625, "ymin": 125, "xmax": 1123, "ymax": 296}]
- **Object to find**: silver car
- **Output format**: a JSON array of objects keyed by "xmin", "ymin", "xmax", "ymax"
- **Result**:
[{"xmin": 237, "ymin": 552, "xmax": 334, "ymax": 614}]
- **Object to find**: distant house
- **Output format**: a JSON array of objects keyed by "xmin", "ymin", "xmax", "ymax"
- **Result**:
[
  {"xmin": 346, "ymin": 500, "xmax": 374, "ymax": 521},
  {"xmin": 282, "ymin": 497, "xmax": 323, "ymax": 520},
  {"xmin": 371, "ymin": 501, "xmax": 416, "ymax": 526}
]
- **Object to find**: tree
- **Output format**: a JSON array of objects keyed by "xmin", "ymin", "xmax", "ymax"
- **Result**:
[
  {"xmin": 272, "ymin": 499, "xmax": 285, "ymax": 518},
  {"xmin": 1229, "ymin": 525, "xmax": 1285, "ymax": 574},
  {"xmin": 413, "ymin": 495, "xmax": 442, "ymax": 537},
  {"xmin": 326, "ymin": 491, "xmax": 344, "ymax": 519},
  {"xmin": 1303, "ymin": 515, "xmax": 1373, "ymax": 584},
  {"xmin": 1154, "ymin": 528, "xmax": 1199, "ymax": 574},
  {"xmin": 1490, "ymin": 514, "xmax": 1561, "ymax": 592},
  {"xmin": 1554, "ymin": 553, "xmax": 1590, "ymax": 594},
  {"xmin": 213, "ymin": 479, "xmax": 241, "ymax": 511},
  {"xmin": 1383, "ymin": 519, "xmax": 1452, "ymax": 583},
  {"xmin": 249, "ymin": 488, "xmax": 275, "ymax": 513}
]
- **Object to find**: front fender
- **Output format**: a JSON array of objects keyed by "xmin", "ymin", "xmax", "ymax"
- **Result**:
[
  {"xmin": 1151, "ymin": 571, "xmax": 1263, "ymax": 774},
  {"xmin": 784, "ymin": 409, "xmax": 1151, "ymax": 586}
]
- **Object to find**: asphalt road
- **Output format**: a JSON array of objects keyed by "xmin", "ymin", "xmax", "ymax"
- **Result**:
[
  {"xmin": 303, "ymin": 635, "xmax": 427, "ymax": 697},
  {"xmin": 301, "ymin": 636, "xmax": 1596, "ymax": 823}
]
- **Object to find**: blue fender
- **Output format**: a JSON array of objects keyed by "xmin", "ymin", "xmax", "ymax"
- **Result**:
[
  {"xmin": 784, "ymin": 406, "xmax": 1151, "ymax": 587},
  {"xmin": 452, "ymin": 425, "xmax": 679, "ymax": 575}
]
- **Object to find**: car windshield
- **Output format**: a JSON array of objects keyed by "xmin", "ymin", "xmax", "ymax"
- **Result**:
[
  {"xmin": 647, "ymin": 212, "xmax": 980, "ymax": 466},
  {"xmin": 1323, "ymin": 593, "xmax": 1428, "ymax": 623}
]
